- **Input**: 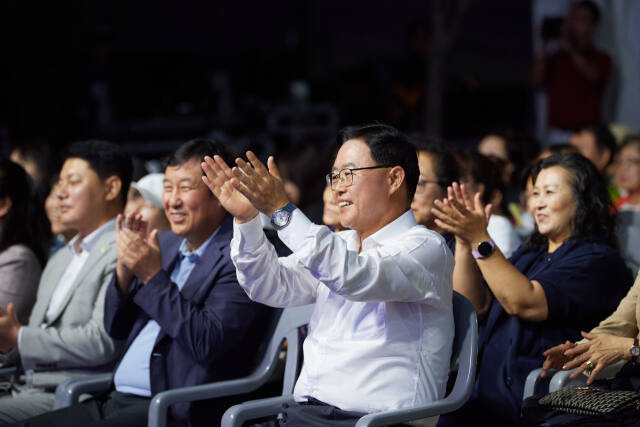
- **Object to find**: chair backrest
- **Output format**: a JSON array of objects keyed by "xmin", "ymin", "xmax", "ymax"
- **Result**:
[
  {"xmin": 446, "ymin": 292, "xmax": 479, "ymax": 407},
  {"xmin": 252, "ymin": 304, "xmax": 315, "ymax": 395}
]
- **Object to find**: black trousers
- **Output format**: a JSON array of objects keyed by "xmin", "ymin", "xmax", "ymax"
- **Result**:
[
  {"xmin": 279, "ymin": 398, "xmax": 414, "ymax": 427},
  {"xmin": 12, "ymin": 391, "xmax": 149, "ymax": 427}
]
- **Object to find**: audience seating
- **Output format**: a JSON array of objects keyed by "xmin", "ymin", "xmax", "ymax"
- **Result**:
[
  {"xmin": 52, "ymin": 305, "xmax": 314, "ymax": 427},
  {"xmin": 523, "ymin": 360, "xmax": 626, "ymax": 401},
  {"xmin": 222, "ymin": 291, "xmax": 478, "ymax": 427}
]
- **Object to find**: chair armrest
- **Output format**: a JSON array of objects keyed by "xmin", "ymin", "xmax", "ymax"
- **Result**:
[
  {"xmin": 220, "ymin": 395, "xmax": 295, "ymax": 427},
  {"xmin": 148, "ymin": 375, "xmax": 275, "ymax": 427},
  {"xmin": 355, "ymin": 394, "xmax": 468, "ymax": 427},
  {"xmin": 0, "ymin": 366, "xmax": 16, "ymax": 380},
  {"xmin": 548, "ymin": 360, "xmax": 626, "ymax": 393},
  {"xmin": 523, "ymin": 368, "xmax": 556, "ymax": 400},
  {"xmin": 53, "ymin": 373, "xmax": 112, "ymax": 409}
]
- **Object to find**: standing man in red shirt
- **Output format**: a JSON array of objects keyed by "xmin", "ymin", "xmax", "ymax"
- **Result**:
[{"xmin": 533, "ymin": 0, "xmax": 612, "ymax": 143}]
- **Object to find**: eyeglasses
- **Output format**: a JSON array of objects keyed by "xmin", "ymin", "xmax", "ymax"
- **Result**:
[{"xmin": 326, "ymin": 165, "xmax": 394, "ymax": 189}]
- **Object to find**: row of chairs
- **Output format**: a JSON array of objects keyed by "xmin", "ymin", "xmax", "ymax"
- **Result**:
[{"xmin": 52, "ymin": 292, "xmax": 478, "ymax": 427}]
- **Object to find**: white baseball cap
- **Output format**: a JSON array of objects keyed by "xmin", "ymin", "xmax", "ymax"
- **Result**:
[{"xmin": 131, "ymin": 173, "xmax": 164, "ymax": 208}]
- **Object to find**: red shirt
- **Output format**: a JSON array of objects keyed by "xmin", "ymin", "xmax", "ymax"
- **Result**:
[{"xmin": 546, "ymin": 46, "xmax": 612, "ymax": 130}]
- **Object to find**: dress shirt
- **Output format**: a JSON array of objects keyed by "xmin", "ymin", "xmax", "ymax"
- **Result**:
[
  {"xmin": 114, "ymin": 231, "xmax": 218, "ymax": 396},
  {"xmin": 231, "ymin": 208, "xmax": 454, "ymax": 413}
]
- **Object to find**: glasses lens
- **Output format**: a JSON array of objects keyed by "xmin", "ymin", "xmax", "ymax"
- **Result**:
[{"xmin": 342, "ymin": 170, "xmax": 353, "ymax": 186}]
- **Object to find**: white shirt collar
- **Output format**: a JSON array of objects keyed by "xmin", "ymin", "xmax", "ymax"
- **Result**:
[
  {"xmin": 67, "ymin": 218, "xmax": 116, "ymax": 255},
  {"xmin": 362, "ymin": 209, "xmax": 417, "ymax": 250}
]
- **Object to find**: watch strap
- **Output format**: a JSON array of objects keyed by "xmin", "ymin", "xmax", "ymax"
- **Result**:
[{"xmin": 472, "ymin": 238, "xmax": 496, "ymax": 259}]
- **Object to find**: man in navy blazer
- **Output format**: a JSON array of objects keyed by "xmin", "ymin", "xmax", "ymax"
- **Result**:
[{"xmin": 16, "ymin": 139, "xmax": 272, "ymax": 427}]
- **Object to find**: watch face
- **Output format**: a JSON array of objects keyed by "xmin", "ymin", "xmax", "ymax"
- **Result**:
[
  {"xmin": 273, "ymin": 210, "xmax": 290, "ymax": 227},
  {"xmin": 477, "ymin": 241, "xmax": 493, "ymax": 257},
  {"xmin": 632, "ymin": 347, "xmax": 640, "ymax": 357}
]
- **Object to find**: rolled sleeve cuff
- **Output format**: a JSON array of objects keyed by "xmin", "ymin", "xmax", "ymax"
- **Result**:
[
  {"xmin": 233, "ymin": 214, "xmax": 267, "ymax": 252},
  {"xmin": 277, "ymin": 209, "xmax": 313, "ymax": 253}
]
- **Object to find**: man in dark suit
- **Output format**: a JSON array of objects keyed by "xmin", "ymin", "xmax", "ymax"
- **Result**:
[{"xmin": 16, "ymin": 139, "xmax": 272, "ymax": 427}]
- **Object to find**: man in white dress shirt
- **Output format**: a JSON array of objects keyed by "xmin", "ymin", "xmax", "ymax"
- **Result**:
[{"xmin": 202, "ymin": 123, "xmax": 455, "ymax": 426}]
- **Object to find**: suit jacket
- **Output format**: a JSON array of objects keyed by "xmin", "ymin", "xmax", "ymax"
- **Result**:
[
  {"xmin": 0, "ymin": 244, "xmax": 41, "ymax": 324},
  {"xmin": 18, "ymin": 225, "xmax": 122, "ymax": 387},
  {"xmin": 591, "ymin": 272, "xmax": 640, "ymax": 338},
  {"xmin": 104, "ymin": 214, "xmax": 272, "ymax": 423}
]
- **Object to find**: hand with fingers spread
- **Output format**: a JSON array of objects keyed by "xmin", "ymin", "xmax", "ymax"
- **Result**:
[
  {"xmin": 0, "ymin": 303, "xmax": 20, "ymax": 353},
  {"xmin": 431, "ymin": 182, "xmax": 493, "ymax": 245},
  {"xmin": 115, "ymin": 214, "xmax": 162, "ymax": 292},
  {"xmin": 229, "ymin": 151, "xmax": 290, "ymax": 218},
  {"xmin": 202, "ymin": 155, "xmax": 258, "ymax": 223},
  {"xmin": 559, "ymin": 331, "xmax": 634, "ymax": 385}
]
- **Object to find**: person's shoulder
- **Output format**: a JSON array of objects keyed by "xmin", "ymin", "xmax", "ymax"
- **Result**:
[
  {"xmin": 0, "ymin": 244, "xmax": 39, "ymax": 264},
  {"xmin": 404, "ymin": 224, "xmax": 450, "ymax": 250}
]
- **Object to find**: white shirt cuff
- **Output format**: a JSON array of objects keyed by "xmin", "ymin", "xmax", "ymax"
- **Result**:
[
  {"xmin": 277, "ymin": 208, "xmax": 313, "ymax": 252},
  {"xmin": 233, "ymin": 213, "xmax": 267, "ymax": 251}
]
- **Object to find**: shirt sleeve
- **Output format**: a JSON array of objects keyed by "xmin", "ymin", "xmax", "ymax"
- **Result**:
[
  {"xmin": 277, "ymin": 209, "xmax": 454, "ymax": 303},
  {"xmin": 230, "ymin": 214, "xmax": 320, "ymax": 308}
]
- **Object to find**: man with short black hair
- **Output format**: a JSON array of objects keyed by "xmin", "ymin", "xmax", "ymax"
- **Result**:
[
  {"xmin": 15, "ymin": 138, "xmax": 272, "ymax": 427},
  {"xmin": 0, "ymin": 140, "xmax": 132, "ymax": 424},
  {"xmin": 203, "ymin": 123, "xmax": 454, "ymax": 426},
  {"xmin": 570, "ymin": 123, "xmax": 617, "ymax": 173}
]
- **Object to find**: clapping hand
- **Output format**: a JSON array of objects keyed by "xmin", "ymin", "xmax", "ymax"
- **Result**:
[
  {"xmin": 431, "ymin": 182, "xmax": 492, "ymax": 245},
  {"xmin": 202, "ymin": 151, "xmax": 290, "ymax": 221},
  {"xmin": 115, "ymin": 214, "xmax": 162, "ymax": 291}
]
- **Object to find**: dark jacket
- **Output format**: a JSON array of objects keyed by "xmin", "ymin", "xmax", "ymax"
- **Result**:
[{"xmin": 104, "ymin": 214, "xmax": 272, "ymax": 423}]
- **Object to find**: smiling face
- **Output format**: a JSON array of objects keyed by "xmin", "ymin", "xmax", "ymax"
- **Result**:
[
  {"xmin": 531, "ymin": 166, "xmax": 577, "ymax": 246},
  {"xmin": 411, "ymin": 151, "xmax": 445, "ymax": 230},
  {"xmin": 56, "ymin": 158, "xmax": 113, "ymax": 236},
  {"xmin": 331, "ymin": 139, "xmax": 397, "ymax": 240},
  {"xmin": 163, "ymin": 158, "xmax": 225, "ymax": 250}
]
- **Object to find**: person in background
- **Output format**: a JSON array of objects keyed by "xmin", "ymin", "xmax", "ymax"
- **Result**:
[
  {"xmin": 9, "ymin": 142, "xmax": 60, "ymax": 204},
  {"xmin": 45, "ymin": 181, "xmax": 77, "ymax": 255},
  {"xmin": 434, "ymin": 153, "xmax": 632, "ymax": 426},
  {"xmin": 532, "ymin": 0, "xmax": 612, "ymax": 143},
  {"xmin": 124, "ymin": 173, "xmax": 170, "ymax": 234},
  {"xmin": 614, "ymin": 135, "xmax": 640, "ymax": 212},
  {"xmin": 570, "ymin": 123, "xmax": 617, "ymax": 174},
  {"xmin": 0, "ymin": 160, "xmax": 48, "ymax": 324},
  {"xmin": 458, "ymin": 151, "xmax": 521, "ymax": 258},
  {"xmin": 410, "ymin": 138, "xmax": 459, "ymax": 247}
]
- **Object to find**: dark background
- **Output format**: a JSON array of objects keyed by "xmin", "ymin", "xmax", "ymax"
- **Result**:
[{"xmin": 0, "ymin": 0, "xmax": 533, "ymax": 156}]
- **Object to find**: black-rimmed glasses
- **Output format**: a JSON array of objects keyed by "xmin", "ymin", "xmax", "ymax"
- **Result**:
[{"xmin": 326, "ymin": 165, "xmax": 394, "ymax": 189}]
